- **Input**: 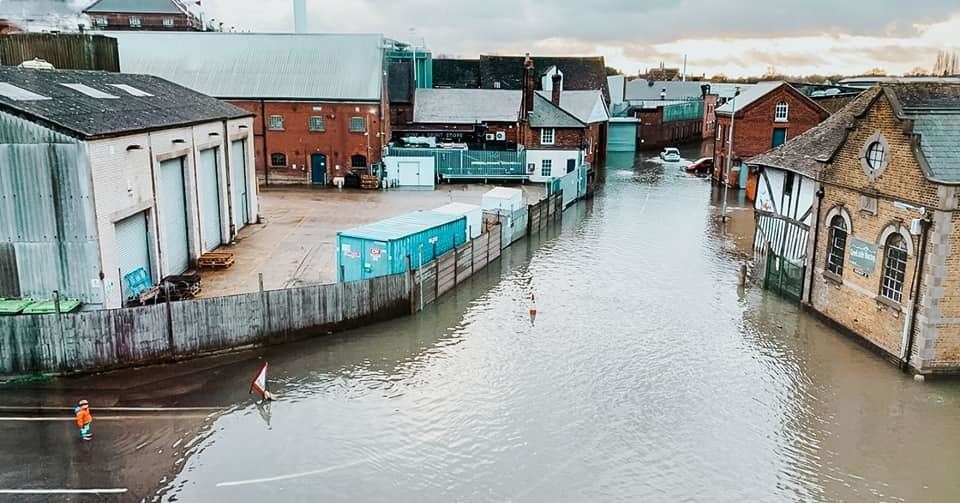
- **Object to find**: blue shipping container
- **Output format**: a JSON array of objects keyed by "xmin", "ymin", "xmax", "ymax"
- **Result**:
[{"xmin": 337, "ymin": 211, "xmax": 468, "ymax": 282}]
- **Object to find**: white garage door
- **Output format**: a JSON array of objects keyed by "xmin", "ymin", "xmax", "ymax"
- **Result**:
[
  {"xmin": 198, "ymin": 148, "xmax": 222, "ymax": 252},
  {"xmin": 115, "ymin": 211, "xmax": 152, "ymax": 297},
  {"xmin": 159, "ymin": 157, "xmax": 189, "ymax": 275},
  {"xmin": 230, "ymin": 140, "xmax": 249, "ymax": 231}
]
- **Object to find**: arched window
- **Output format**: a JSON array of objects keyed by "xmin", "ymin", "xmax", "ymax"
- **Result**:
[
  {"xmin": 880, "ymin": 233, "xmax": 909, "ymax": 302},
  {"xmin": 270, "ymin": 152, "xmax": 287, "ymax": 167},
  {"xmin": 826, "ymin": 215, "xmax": 847, "ymax": 276},
  {"xmin": 351, "ymin": 154, "xmax": 367, "ymax": 168},
  {"xmin": 774, "ymin": 101, "xmax": 789, "ymax": 122}
]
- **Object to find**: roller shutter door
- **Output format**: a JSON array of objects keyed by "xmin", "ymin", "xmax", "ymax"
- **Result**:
[
  {"xmin": 230, "ymin": 140, "xmax": 249, "ymax": 231},
  {"xmin": 198, "ymin": 148, "xmax": 223, "ymax": 252},
  {"xmin": 607, "ymin": 122, "xmax": 637, "ymax": 152},
  {"xmin": 159, "ymin": 157, "xmax": 189, "ymax": 275},
  {"xmin": 115, "ymin": 212, "xmax": 152, "ymax": 297}
]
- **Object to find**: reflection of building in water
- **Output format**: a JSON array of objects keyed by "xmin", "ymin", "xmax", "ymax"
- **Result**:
[{"xmin": 748, "ymin": 82, "xmax": 960, "ymax": 374}]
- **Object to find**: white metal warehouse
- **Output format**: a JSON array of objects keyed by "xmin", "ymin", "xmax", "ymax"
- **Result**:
[{"xmin": 0, "ymin": 67, "xmax": 257, "ymax": 309}]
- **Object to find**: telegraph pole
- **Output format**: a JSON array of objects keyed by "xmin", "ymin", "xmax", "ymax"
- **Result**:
[{"xmin": 721, "ymin": 86, "xmax": 741, "ymax": 223}]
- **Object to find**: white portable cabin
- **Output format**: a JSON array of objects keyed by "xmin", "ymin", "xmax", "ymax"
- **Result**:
[
  {"xmin": 383, "ymin": 156, "xmax": 436, "ymax": 189},
  {"xmin": 433, "ymin": 203, "xmax": 483, "ymax": 240},
  {"xmin": 481, "ymin": 187, "xmax": 525, "ymax": 214}
]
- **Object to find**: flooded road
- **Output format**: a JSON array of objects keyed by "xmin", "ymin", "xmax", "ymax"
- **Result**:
[{"xmin": 3, "ymin": 143, "xmax": 960, "ymax": 502}]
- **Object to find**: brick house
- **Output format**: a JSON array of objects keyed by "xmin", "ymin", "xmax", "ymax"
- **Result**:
[
  {"xmin": 749, "ymin": 82, "xmax": 960, "ymax": 374},
  {"xmin": 714, "ymin": 82, "xmax": 829, "ymax": 192},
  {"xmin": 84, "ymin": 0, "xmax": 203, "ymax": 31},
  {"xmin": 109, "ymin": 31, "xmax": 389, "ymax": 185},
  {"xmin": 621, "ymin": 79, "xmax": 719, "ymax": 150}
]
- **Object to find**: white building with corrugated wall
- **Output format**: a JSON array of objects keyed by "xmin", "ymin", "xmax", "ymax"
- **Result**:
[{"xmin": 0, "ymin": 67, "xmax": 256, "ymax": 309}]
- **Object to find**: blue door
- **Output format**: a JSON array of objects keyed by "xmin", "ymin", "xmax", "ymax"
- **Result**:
[
  {"xmin": 311, "ymin": 153, "xmax": 327, "ymax": 185},
  {"xmin": 772, "ymin": 128, "xmax": 787, "ymax": 148}
]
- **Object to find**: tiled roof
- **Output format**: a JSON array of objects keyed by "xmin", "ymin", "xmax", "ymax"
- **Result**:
[
  {"xmin": 109, "ymin": 32, "xmax": 384, "ymax": 100},
  {"xmin": 84, "ymin": 0, "xmax": 187, "ymax": 14},
  {"xmin": 536, "ymin": 90, "xmax": 608, "ymax": 123},
  {"xmin": 479, "ymin": 55, "xmax": 610, "ymax": 101},
  {"xmin": 432, "ymin": 59, "xmax": 481, "ymax": 88},
  {"xmin": 747, "ymin": 87, "xmax": 881, "ymax": 177},
  {"xmin": 528, "ymin": 93, "xmax": 584, "ymax": 128},
  {"xmin": 715, "ymin": 81, "xmax": 785, "ymax": 114},
  {"xmin": 413, "ymin": 88, "xmax": 521, "ymax": 123},
  {"xmin": 889, "ymin": 82, "xmax": 960, "ymax": 182},
  {"xmin": 0, "ymin": 66, "xmax": 250, "ymax": 139}
]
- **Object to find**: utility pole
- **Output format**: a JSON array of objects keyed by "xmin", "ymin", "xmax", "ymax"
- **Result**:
[{"xmin": 721, "ymin": 86, "xmax": 741, "ymax": 223}]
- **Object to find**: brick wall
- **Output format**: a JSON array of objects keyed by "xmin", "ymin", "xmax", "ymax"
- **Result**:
[
  {"xmin": 230, "ymin": 100, "xmax": 385, "ymax": 185},
  {"xmin": 702, "ymin": 94, "xmax": 718, "ymax": 139},
  {"xmin": 88, "ymin": 12, "xmax": 201, "ymax": 31},
  {"xmin": 522, "ymin": 125, "xmax": 584, "ymax": 150},
  {"xmin": 635, "ymin": 106, "xmax": 703, "ymax": 149}
]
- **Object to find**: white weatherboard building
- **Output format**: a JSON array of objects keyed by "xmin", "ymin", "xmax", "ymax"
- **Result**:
[{"xmin": 0, "ymin": 67, "xmax": 257, "ymax": 309}]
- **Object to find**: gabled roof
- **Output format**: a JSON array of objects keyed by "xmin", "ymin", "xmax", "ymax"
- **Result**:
[
  {"xmin": 536, "ymin": 89, "xmax": 608, "ymax": 123},
  {"xmin": 625, "ymin": 79, "xmax": 706, "ymax": 101},
  {"xmin": 432, "ymin": 59, "xmax": 481, "ymax": 88},
  {"xmin": 108, "ymin": 32, "xmax": 384, "ymax": 101},
  {"xmin": 0, "ymin": 67, "xmax": 250, "ymax": 139},
  {"xmin": 528, "ymin": 93, "xmax": 585, "ymax": 128},
  {"xmin": 715, "ymin": 81, "xmax": 786, "ymax": 114},
  {"xmin": 413, "ymin": 88, "xmax": 521, "ymax": 124},
  {"xmin": 747, "ymin": 87, "xmax": 881, "ymax": 177},
  {"xmin": 84, "ymin": 0, "xmax": 187, "ymax": 14},
  {"xmin": 479, "ymin": 55, "xmax": 610, "ymax": 101},
  {"xmin": 886, "ymin": 82, "xmax": 960, "ymax": 183}
]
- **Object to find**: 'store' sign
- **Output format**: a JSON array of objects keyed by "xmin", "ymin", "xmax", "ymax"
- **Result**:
[{"xmin": 849, "ymin": 237, "xmax": 877, "ymax": 276}]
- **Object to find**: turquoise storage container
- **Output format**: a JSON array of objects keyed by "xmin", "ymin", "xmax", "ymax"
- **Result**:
[{"xmin": 337, "ymin": 211, "xmax": 467, "ymax": 282}]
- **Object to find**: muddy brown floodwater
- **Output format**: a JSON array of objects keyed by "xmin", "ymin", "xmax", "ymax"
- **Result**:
[{"xmin": 2, "ymin": 143, "xmax": 960, "ymax": 502}]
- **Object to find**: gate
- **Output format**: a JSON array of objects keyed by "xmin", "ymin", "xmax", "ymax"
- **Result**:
[
  {"xmin": 763, "ymin": 253, "xmax": 804, "ymax": 302},
  {"xmin": 754, "ymin": 211, "xmax": 809, "ymax": 302}
]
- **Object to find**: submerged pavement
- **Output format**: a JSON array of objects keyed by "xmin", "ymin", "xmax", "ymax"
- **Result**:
[{"xmin": 2, "ymin": 144, "xmax": 960, "ymax": 502}]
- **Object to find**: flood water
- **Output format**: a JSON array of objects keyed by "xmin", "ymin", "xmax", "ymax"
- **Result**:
[{"xmin": 3, "ymin": 142, "xmax": 960, "ymax": 502}]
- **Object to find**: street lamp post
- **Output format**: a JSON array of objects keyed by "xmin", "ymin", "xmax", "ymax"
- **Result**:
[{"xmin": 721, "ymin": 86, "xmax": 740, "ymax": 222}]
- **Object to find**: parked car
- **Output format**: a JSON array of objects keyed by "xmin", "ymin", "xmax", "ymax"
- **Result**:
[
  {"xmin": 659, "ymin": 147, "xmax": 681, "ymax": 162},
  {"xmin": 685, "ymin": 157, "xmax": 714, "ymax": 175}
]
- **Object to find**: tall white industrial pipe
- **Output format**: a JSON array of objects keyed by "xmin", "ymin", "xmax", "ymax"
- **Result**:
[{"xmin": 293, "ymin": 0, "xmax": 307, "ymax": 33}]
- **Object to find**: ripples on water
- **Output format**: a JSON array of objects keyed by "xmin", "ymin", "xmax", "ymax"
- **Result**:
[{"xmin": 156, "ymin": 146, "xmax": 960, "ymax": 502}]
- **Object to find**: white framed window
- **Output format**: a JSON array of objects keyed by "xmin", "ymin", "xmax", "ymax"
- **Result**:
[
  {"xmin": 540, "ymin": 128, "xmax": 555, "ymax": 145},
  {"xmin": 493, "ymin": 80, "xmax": 501, "ymax": 89},
  {"xmin": 162, "ymin": 17, "xmax": 174, "ymax": 27},
  {"xmin": 541, "ymin": 159, "xmax": 552, "ymax": 177},
  {"xmin": 268, "ymin": 115, "xmax": 284, "ymax": 130},
  {"xmin": 866, "ymin": 141, "xmax": 886, "ymax": 170},
  {"xmin": 826, "ymin": 215, "xmax": 847, "ymax": 277},
  {"xmin": 349, "ymin": 116, "xmax": 366, "ymax": 132},
  {"xmin": 128, "ymin": 16, "xmax": 141, "ymax": 27},
  {"xmin": 774, "ymin": 101, "xmax": 789, "ymax": 122},
  {"xmin": 93, "ymin": 16, "xmax": 107, "ymax": 26},
  {"xmin": 308, "ymin": 116, "xmax": 325, "ymax": 132},
  {"xmin": 270, "ymin": 152, "xmax": 287, "ymax": 167},
  {"xmin": 880, "ymin": 233, "xmax": 909, "ymax": 303}
]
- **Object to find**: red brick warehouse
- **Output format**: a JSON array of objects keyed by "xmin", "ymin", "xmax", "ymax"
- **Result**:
[{"xmin": 109, "ymin": 31, "xmax": 390, "ymax": 185}]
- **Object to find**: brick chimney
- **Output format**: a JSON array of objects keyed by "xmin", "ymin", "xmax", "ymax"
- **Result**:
[
  {"xmin": 523, "ymin": 53, "xmax": 535, "ymax": 117},
  {"xmin": 551, "ymin": 73, "xmax": 562, "ymax": 106}
]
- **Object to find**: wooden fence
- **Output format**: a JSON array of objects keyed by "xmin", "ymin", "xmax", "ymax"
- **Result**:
[
  {"xmin": 528, "ymin": 193, "xmax": 564, "ymax": 235},
  {"xmin": 411, "ymin": 226, "xmax": 503, "ymax": 311}
]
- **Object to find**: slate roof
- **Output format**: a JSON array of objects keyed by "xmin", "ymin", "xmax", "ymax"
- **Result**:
[
  {"xmin": 432, "ymin": 59, "xmax": 481, "ymax": 88},
  {"xmin": 84, "ymin": 0, "xmax": 187, "ymax": 14},
  {"xmin": 479, "ymin": 55, "xmax": 610, "ymax": 101},
  {"xmin": 536, "ymin": 89, "xmax": 608, "ymax": 123},
  {"xmin": 413, "ymin": 88, "xmax": 521, "ymax": 123},
  {"xmin": 747, "ymin": 87, "xmax": 881, "ymax": 178},
  {"xmin": 528, "ymin": 93, "xmax": 584, "ymax": 128},
  {"xmin": 888, "ymin": 82, "xmax": 960, "ymax": 182},
  {"xmin": 715, "ymin": 81, "xmax": 786, "ymax": 115},
  {"xmin": 109, "ymin": 32, "xmax": 384, "ymax": 100},
  {"xmin": 0, "ymin": 66, "xmax": 251, "ymax": 139}
]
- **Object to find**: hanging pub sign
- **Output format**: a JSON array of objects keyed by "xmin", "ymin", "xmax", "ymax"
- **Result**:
[{"xmin": 849, "ymin": 237, "xmax": 877, "ymax": 277}]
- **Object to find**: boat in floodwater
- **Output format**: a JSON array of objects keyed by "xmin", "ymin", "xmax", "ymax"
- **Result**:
[{"xmin": 659, "ymin": 147, "xmax": 681, "ymax": 162}]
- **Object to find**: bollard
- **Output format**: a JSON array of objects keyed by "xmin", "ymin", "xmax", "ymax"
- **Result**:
[{"xmin": 739, "ymin": 264, "xmax": 748, "ymax": 286}]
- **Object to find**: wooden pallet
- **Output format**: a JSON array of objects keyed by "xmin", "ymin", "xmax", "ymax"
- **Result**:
[{"xmin": 198, "ymin": 251, "xmax": 235, "ymax": 269}]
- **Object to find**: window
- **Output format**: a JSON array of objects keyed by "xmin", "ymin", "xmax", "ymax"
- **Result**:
[
  {"xmin": 775, "ymin": 101, "xmax": 789, "ymax": 122},
  {"xmin": 541, "ymin": 128, "xmax": 555, "ymax": 145},
  {"xmin": 772, "ymin": 127, "xmax": 787, "ymax": 147},
  {"xmin": 308, "ymin": 116, "xmax": 325, "ymax": 132},
  {"xmin": 60, "ymin": 83, "xmax": 118, "ymax": 99},
  {"xmin": 493, "ymin": 80, "xmax": 501, "ymax": 89},
  {"xmin": 541, "ymin": 159, "xmax": 552, "ymax": 177},
  {"xmin": 866, "ymin": 141, "xmax": 885, "ymax": 170},
  {"xmin": 268, "ymin": 115, "xmax": 284, "ymax": 130},
  {"xmin": 349, "ymin": 116, "xmax": 366, "ymax": 132},
  {"xmin": 93, "ymin": 16, "xmax": 107, "ymax": 26},
  {"xmin": 566, "ymin": 159, "xmax": 576, "ymax": 173},
  {"xmin": 880, "ymin": 233, "xmax": 909, "ymax": 303},
  {"xmin": 162, "ymin": 17, "xmax": 174, "ymax": 27},
  {"xmin": 270, "ymin": 153, "xmax": 287, "ymax": 167},
  {"xmin": 129, "ymin": 16, "xmax": 141, "ymax": 27},
  {"xmin": 783, "ymin": 171, "xmax": 795, "ymax": 194},
  {"xmin": 826, "ymin": 215, "xmax": 847, "ymax": 276},
  {"xmin": 717, "ymin": 123, "xmax": 723, "ymax": 141},
  {"xmin": 351, "ymin": 154, "xmax": 367, "ymax": 168}
]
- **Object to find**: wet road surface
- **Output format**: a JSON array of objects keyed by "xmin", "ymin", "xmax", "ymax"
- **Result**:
[{"xmin": 2, "ymin": 143, "xmax": 960, "ymax": 502}]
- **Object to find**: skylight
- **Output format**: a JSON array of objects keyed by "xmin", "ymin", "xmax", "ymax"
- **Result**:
[
  {"xmin": 60, "ymin": 83, "xmax": 119, "ymax": 99},
  {"xmin": 107, "ymin": 84, "xmax": 154, "ymax": 97},
  {"xmin": 0, "ymin": 82, "xmax": 50, "ymax": 101}
]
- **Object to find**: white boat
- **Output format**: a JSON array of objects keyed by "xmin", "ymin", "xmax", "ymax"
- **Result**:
[{"xmin": 659, "ymin": 147, "xmax": 681, "ymax": 162}]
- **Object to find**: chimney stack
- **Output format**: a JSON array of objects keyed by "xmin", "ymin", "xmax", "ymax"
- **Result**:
[
  {"xmin": 551, "ymin": 73, "xmax": 562, "ymax": 106},
  {"xmin": 523, "ymin": 53, "xmax": 535, "ymax": 116},
  {"xmin": 293, "ymin": 0, "xmax": 307, "ymax": 33}
]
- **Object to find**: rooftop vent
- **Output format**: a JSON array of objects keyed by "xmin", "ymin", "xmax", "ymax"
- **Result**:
[{"xmin": 60, "ymin": 83, "xmax": 118, "ymax": 99}]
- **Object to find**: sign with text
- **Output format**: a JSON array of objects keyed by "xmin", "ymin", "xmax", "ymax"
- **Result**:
[{"xmin": 849, "ymin": 238, "xmax": 877, "ymax": 277}]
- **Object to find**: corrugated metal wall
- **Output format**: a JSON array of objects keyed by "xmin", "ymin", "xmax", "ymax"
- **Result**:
[
  {"xmin": 0, "ymin": 34, "xmax": 119, "ymax": 71},
  {"xmin": 0, "ymin": 112, "xmax": 101, "ymax": 304}
]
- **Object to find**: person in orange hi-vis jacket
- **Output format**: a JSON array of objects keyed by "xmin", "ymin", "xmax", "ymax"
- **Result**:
[{"xmin": 74, "ymin": 400, "xmax": 92, "ymax": 441}]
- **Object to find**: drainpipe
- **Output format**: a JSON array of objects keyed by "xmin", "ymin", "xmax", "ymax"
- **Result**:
[
  {"xmin": 902, "ymin": 215, "xmax": 931, "ymax": 372},
  {"xmin": 260, "ymin": 99, "xmax": 269, "ymax": 186},
  {"xmin": 806, "ymin": 184, "xmax": 825, "ymax": 305}
]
